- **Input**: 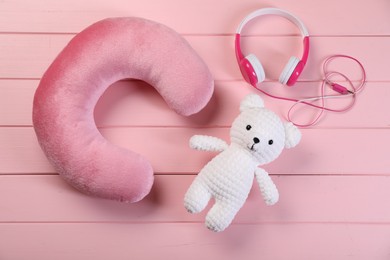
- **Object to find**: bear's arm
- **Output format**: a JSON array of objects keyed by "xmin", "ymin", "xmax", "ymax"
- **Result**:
[
  {"xmin": 189, "ymin": 135, "xmax": 228, "ymax": 152},
  {"xmin": 254, "ymin": 168, "xmax": 279, "ymax": 206}
]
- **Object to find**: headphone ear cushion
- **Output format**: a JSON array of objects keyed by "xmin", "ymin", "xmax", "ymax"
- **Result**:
[
  {"xmin": 246, "ymin": 54, "xmax": 265, "ymax": 83},
  {"xmin": 279, "ymin": 56, "xmax": 300, "ymax": 85},
  {"xmin": 240, "ymin": 54, "xmax": 265, "ymax": 85}
]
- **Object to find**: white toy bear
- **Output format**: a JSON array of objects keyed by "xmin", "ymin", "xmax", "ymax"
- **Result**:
[{"xmin": 184, "ymin": 94, "xmax": 301, "ymax": 232}]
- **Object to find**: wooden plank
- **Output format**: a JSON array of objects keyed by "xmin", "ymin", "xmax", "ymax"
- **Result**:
[
  {"xmin": 0, "ymin": 80, "xmax": 36, "ymax": 126},
  {"xmin": 0, "ymin": 0, "xmax": 389, "ymax": 35},
  {"xmin": 1, "ymin": 175, "xmax": 390, "ymax": 223},
  {"xmin": 0, "ymin": 127, "xmax": 389, "ymax": 175},
  {"xmin": 0, "ymin": 34, "xmax": 384, "ymax": 81},
  {"xmin": 0, "ymin": 80, "xmax": 388, "ymax": 128},
  {"xmin": 1, "ymin": 222, "xmax": 390, "ymax": 260}
]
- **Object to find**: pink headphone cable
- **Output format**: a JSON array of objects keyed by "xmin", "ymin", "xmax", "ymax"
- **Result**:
[{"xmin": 251, "ymin": 54, "xmax": 367, "ymax": 127}]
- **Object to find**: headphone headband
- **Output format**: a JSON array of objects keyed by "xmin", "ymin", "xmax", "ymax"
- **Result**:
[{"xmin": 236, "ymin": 8, "xmax": 309, "ymax": 36}]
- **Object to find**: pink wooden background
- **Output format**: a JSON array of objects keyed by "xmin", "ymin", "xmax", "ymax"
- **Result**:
[{"xmin": 1, "ymin": 0, "xmax": 390, "ymax": 259}]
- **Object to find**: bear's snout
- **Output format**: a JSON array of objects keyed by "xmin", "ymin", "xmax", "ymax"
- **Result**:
[{"xmin": 250, "ymin": 137, "xmax": 261, "ymax": 151}]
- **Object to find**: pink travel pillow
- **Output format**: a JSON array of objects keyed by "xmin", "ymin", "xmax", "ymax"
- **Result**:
[{"xmin": 33, "ymin": 17, "xmax": 214, "ymax": 202}]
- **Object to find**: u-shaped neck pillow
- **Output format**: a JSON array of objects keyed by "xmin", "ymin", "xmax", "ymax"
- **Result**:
[{"xmin": 33, "ymin": 17, "xmax": 214, "ymax": 202}]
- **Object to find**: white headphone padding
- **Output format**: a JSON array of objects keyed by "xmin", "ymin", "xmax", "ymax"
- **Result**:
[
  {"xmin": 246, "ymin": 54, "xmax": 265, "ymax": 83},
  {"xmin": 279, "ymin": 56, "xmax": 299, "ymax": 84}
]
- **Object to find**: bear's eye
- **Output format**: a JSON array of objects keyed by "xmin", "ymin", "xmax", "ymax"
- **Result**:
[
  {"xmin": 246, "ymin": 125, "xmax": 252, "ymax": 131},
  {"xmin": 268, "ymin": 140, "xmax": 273, "ymax": 145}
]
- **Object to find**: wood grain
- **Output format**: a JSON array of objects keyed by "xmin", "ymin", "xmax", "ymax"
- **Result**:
[
  {"xmin": 1, "ymin": 223, "xmax": 390, "ymax": 260},
  {"xmin": 1, "ymin": 0, "xmax": 389, "ymax": 35},
  {"xmin": 1, "ymin": 175, "xmax": 390, "ymax": 223}
]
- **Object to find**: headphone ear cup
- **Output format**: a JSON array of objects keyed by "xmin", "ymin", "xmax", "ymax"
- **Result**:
[
  {"xmin": 279, "ymin": 56, "xmax": 300, "ymax": 85},
  {"xmin": 246, "ymin": 54, "xmax": 265, "ymax": 83},
  {"xmin": 239, "ymin": 54, "xmax": 265, "ymax": 85}
]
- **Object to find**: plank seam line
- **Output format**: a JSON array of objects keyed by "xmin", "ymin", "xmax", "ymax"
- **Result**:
[
  {"xmin": 0, "ymin": 31, "xmax": 389, "ymax": 37},
  {"xmin": 1, "ymin": 173, "xmax": 390, "ymax": 177},
  {"xmin": 1, "ymin": 221, "xmax": 390, "ymax": 225},
  {"xmin": 1, "ymin": 125, "xmax": 389, "ymax": 130},
  {"xmin": 1, "ymin": 79, "xmax": 389, "ymax": 83}
]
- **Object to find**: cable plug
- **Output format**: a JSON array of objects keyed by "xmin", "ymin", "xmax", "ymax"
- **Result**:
[{"xmin": 331, "ymin": 83, "xmax": 353, "ymax": 95}]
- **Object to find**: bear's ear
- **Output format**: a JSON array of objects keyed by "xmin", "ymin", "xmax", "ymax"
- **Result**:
[
  {"xmin": 240, "ymin": 94, "xmax": 264, "ymax": 112},
  {"xmin": 284, "ymin": 122, "xmax": 301, "ymax": 148}
]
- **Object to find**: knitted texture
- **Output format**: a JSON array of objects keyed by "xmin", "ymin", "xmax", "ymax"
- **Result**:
[
  {"xmin": 190, "ymin": 135, "xmax": 228, "ymax": 152},
  {"xmin": 184, "ymin": 94, "xmax": 301, "ymax": 232}
]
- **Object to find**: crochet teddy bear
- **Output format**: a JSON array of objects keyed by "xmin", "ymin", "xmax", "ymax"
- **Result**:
[{"xmin": 184, "ymin": 94, "xmax": 301, "ymax": 232}]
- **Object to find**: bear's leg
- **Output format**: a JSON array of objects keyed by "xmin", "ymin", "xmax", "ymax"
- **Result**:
[
  {"xmin": 184, "ymin": 178, "xmax": 211, "ymax": 214},
  {"xmin": 205, "ymin": 199, "xmax": 243, "ymax": 232}
]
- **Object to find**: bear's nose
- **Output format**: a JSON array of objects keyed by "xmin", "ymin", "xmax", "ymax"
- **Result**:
[{"xmin": 253, "ymin": 137, "xmax": 260, "ymax": 144}]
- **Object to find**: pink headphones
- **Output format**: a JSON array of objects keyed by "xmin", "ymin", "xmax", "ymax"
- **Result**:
[{"xmin": 235, "ymin": 8, "xmax": 310, "ymax": 87}]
